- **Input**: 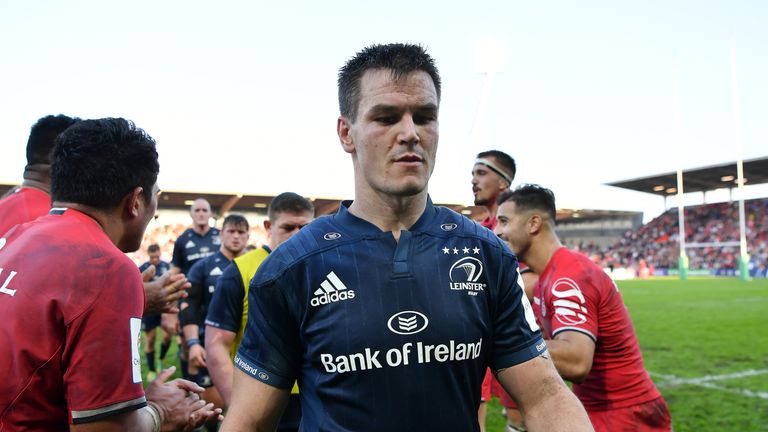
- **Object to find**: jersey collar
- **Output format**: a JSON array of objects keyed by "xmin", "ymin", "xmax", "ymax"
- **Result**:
[{"xmin": 334, "ymin": 195, "xmax": 437, "ymax": 236}]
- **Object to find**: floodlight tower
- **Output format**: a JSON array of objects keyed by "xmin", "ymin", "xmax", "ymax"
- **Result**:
[
  {"xmin": 731, "ymin": 42, "xmax": 751, "ymax": 281},
  {"xmin": 469, "ymin": 38, "xmax": 505, "ymax": 154},
  {"xmin": 672, "ymin": 60, "xmax": 689, "ymax": 280}
]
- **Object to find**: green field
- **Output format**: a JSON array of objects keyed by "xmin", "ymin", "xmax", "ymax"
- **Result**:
[
  {"xmin": 142, "ymin": 278, "xmax": 768, "ymax": 431},
  {"xmin": 485, "ymin": 278, "xmax": 768, "ymax": 432}
]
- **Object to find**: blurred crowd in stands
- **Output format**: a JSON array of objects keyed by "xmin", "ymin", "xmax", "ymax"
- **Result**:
[{"xmin": 565, "ymin": 198, "xmax": 768, "ymax": 278}]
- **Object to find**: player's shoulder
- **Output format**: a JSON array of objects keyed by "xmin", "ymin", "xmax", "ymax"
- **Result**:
[
  {"xmin": 249, "ymin": 215, "xmax": 348, "ymax": 285},
  {"xmin": 427, "ymin": 206, "xmax": 509, "ymax": 250}
]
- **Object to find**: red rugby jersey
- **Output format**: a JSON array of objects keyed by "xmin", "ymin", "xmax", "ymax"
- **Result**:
[
  {"xmin": 0, "ymin": 209, "xmax": 146, "ymax": 430},
  {"xmin": 533, "ymin": 247, "xmax": 662, "ymax": 410},
  {"xmin": 0, "ymin": 187, "xmax": 51, "ymax": 236}
]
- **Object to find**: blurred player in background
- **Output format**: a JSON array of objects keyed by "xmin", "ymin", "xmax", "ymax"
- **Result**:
[
  {"xmin": 495, "ymin": 184, "xmax": 672, "ymax": 432},
  {"xmin": 0, "ymin": 117, "xmax": 220, "ymax": 430},
  {"xmin": 140, "ymin": 243, "xmax": 173, "ymax": 381},
  {"xmin": 0, "ymin": 114, "xmax": 79, "ymax": 234},
  {"xmin": 181, "ymin": 213, "xmax": 249, "ymax": 425},
  {"xmin": 205, "ymin": 192, "xmax": 314, "ymax": 431},
  {"xmin": 167, "ymin": 198, "xmax": 221, "ymax": 378},
  {"xmin": 472, "ymin": 149, "xmax": 534, "ymax": 432}
]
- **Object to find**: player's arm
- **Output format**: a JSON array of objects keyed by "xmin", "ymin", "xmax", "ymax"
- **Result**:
[
  {"xmin": 71, "ymin": 368, "xmax": 221, "ymax": 432},
  {"xmin": 181, "ymin": 264, "xmax": 206, "ymax": 367},
  {"xmin": 205, "ymin": 263, "xmax": 246, "ymax": 407},
  {"xmin": 220, "ymin": 368, "xmax": 290, "ymax": 431},
  {"xmin": 496, "ymin": 355, "xmax": 592, "ymax": 432},
  {"xmin": 545, "ymin": 331, "xmax": 595, "ymax": 383},
  {"xmin": 206, "ymin": 326, "xmax": 237, "ymax": 406}
]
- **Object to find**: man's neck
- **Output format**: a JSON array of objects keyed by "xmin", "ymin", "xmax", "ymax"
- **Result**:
[
  {"xmin": 21, "ymin": 164, "xmax": 51, "ymax": 194},
  {"xmin": 348, "ymin": 190, "xmax": 428, "ymax": 242},
  {"xmin": 483, "ymin": 202, "xmax": 498, "ymax": 221},
  {"xmin": 526, "ymin": 233, "xmax": 563, "ymax": 274},
  {"xmin": 220, "ymin": 246, "xmax": 241, "ymax": 261},
  {"xmin": 192, "ymin": 224, "xmax": 210, "ymax": 235},
  {"xmin": 51, "ymin": 201, "xmax": 124, "ymax": 249}
]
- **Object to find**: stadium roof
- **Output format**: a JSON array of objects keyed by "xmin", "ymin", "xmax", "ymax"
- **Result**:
[
  {"xmin": 0, "ymin": 185, "xmax": 642, "ymax": 222},
  {"xmin": 606, "ymin": 157, "xmax": 768, "ymax": 197}
]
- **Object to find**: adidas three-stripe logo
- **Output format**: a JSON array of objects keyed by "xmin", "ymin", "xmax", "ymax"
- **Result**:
[{"xmin": 310, "ymin": 271, "xmax": 356, "ymax": 307}]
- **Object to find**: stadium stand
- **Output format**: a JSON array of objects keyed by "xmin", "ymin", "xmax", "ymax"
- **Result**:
[{"xmin": 567, "ymin": 198, "xmax": 768, "ymax": 277}]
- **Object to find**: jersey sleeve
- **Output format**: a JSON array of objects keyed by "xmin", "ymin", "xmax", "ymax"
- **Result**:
[
  {"xmin": 205, "ymin": 262, "xmax": 245, "ymax": 332},
  {"xmin": 547, "ymin": 268, "xmax": 599, "ymax": 341},
  {"xmin": 171, "ymin": 237, "xmax": 185, "ymax": 270},
  {"xmin": 63, "ymin": 257, "xmax": 147, "ymax": 424},
  {"xmin": 180, "ymin": 259, "xmax": 205, "ymax": 327},
  {"xmin": 490, "ymin": 252, "xmax": 547, "ymax": 371},
  {"xmin": 234, "ymin": 270, "xmax": 301, "ymax": 390}
]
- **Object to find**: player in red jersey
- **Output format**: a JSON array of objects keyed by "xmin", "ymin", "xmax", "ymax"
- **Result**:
[
  {"xmin": 472, "ymin": 150, "xmax": 534, "ymax": 431},
  {"xmin": 0, "ymin": 114, "xmax": 79, "ymax": 235},
  {"xmin": 494, "ymin": 184, "xmax": 672, "ymax": 432},
  {"xmin": 0, "ymin": 118, "xmax": 221, "ymax": 431}
]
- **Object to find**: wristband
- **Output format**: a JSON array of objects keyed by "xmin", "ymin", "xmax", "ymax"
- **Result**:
[
  {"xmin": 187, "ymin": 338, "xmax": 201, "ymax": 348},
  {"xmin": 146, "ymin": 403, "xmax": 162, "ymax": 432}
]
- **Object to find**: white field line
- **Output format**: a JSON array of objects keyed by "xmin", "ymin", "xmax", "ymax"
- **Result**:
[{"xmin": 650, "ymin": 369, "xmax": 768, "ymax": 400}]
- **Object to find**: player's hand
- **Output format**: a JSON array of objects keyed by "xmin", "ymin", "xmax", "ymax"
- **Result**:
[
  {"xmin": 184, "ymin": 402, "xmax": 224, "ymax": 431},
  {"xmin": 189, "ymin": 344, "xmax": 207, "ymax": 368},
  {"xmin": 144, "ymin": 269, "xmax": 191, "ymax": 315},
  {"xmin": 145, "ymin": 366, "xmax": 211, "ymax": 431},
  {"xmin": 161, "ymin": 312, "xmax": 180, "ymax": 335}
]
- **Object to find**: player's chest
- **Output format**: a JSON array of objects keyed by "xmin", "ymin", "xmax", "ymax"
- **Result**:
[{"xmin": 299, "ymin": 235, "xmax": 494, "ymax": 355}]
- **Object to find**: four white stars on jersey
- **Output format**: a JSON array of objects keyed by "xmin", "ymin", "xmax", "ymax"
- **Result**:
[{"xmin": 442, "ymin": 246, "xmax": 481, "ymax": 255}]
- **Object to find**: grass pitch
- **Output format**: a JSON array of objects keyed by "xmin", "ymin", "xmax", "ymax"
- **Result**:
[
  {"xmin": 485, "ymin": 278, "xmax": 768, "ymax": 431},
  {"xmin": 142, "ymin": 278, "xmax": 768, "ymax": 431}
]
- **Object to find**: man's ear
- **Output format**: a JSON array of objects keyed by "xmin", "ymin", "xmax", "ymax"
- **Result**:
[
  {"xmin": 123, "ymin": 186, "xmax": 144, "ymax": 219},
  {"xmin": 337, "ymin": 116, "xmax": 355, "ymax": 154},
  {"xmin": 528, "ymin": 213, "xmax": 543, "ymax": 235},
  {"xmin": 263, "ymin": 220, "xmax": 271, "ymax": 231}
]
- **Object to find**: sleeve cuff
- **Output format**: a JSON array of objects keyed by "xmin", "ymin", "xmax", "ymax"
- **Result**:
[
  {"xmin": 491, "ymin": 335, "xmax": 548, "ymax": 371},
  {"xmin": 234, "ymin": 352, "xmax": 294, "ymax": 389}
]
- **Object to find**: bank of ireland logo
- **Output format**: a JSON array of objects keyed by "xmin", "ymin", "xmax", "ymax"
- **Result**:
[
  {"xmin": 449, "ymin": 257, "xmax": 486, "ymax": 295},
  {"xmin": 551, "ymin": 277, "xmax": 588, "ymax": 326},
  {"xmin": 387, "ymin": 311, "xmax": 429, "ymax": 335}
]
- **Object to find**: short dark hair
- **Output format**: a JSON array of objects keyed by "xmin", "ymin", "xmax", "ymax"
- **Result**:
[
  {"xmin": 147, "ymin": 244, "xmax": 161, "ymax": 253},
  {"xmin": 338, "ymin": 43, "xmax": 441, "ymax": 121},
  {"xmin": 497, "ymin": 184, "xmax": 557, "ymax": 222},
  {"xmin": 268, "ymin": 192, "xmax": 315, "ymax": 222},
  {"xmin": 223, "ymin": 214, "xmax": 249, "ymax": 231},
  {"xmin": 26, "ymin": 114, "xmax": 80, "ymax": 166},
  {"xmin": 51, "ymin": 118, "xmax": 159, "ymax": 210},
  {"xmin": 477, "ymin": 150, "xmax": 516, "ymax": 182}
]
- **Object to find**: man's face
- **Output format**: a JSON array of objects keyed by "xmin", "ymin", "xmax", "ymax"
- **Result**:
[
  {"xmin": 148, "ymin": 250, "xmax": 161, "ymax": 266},
  {"xmin": 339, "ymin": 69, "xmax": 439, "ymax": 198},
  {"xmin": 494, "ymin": 200, "xmax": 531, "ymax": 261},
  {"xmin": 123, "ymin": 183, "xmax": 160, "ymax": 253},
  {"xmin": 268, "ymin": 211, "xmax": 314, "ymax": 248},
  {"xmin": 191, "ymin": 199, "xmax": 211, "ymax": 227},
  {"xmin": 472, "ymin": 158, "xmax": 508, "ymax": 207},
  {"xmin": 221, "ymin": 222, "xmax": 249, "ymax": 255}
]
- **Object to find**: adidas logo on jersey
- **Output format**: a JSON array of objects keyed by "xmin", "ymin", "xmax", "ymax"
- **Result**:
[
  {"xmin": 311, "ymin": 271, "xmax": 355, "ymax": 307},
  {"xmin": 185, "ymin": 240, "xmax": 196, "ymax": 248},
  {"xmin": 209, "ymin": 267, "xmax": 223, "ymax": 276}
]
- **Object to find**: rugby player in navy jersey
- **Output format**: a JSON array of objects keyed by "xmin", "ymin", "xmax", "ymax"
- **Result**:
[
  {"xmin": 140, "ymin": 243, "xmax": 173, "ymax": 381},
  {"xmin": 205, "ymin": 193, "xmax": 314, "ymax": 431},
  {"xmin": 166, "ymin": 198, "xmax": 221, "ymax": 378},
  {"xmin": 181, "ymin": 214, "xmax": 249, "ymax": 417},
  {"xmin": 222, "ymin": 44, "xmax": 592, "ymax": 432}
]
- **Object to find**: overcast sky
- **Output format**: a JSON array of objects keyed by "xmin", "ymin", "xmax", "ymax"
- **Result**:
[{"xmin": 1, "ymin": 0, "xmax": 766, "ymax": 222}]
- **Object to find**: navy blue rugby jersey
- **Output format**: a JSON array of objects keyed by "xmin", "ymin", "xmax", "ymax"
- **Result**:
[
  {"xmin": 138, "ymin": 260, "xmax": 170, "ymax": 281},
  {"xmin": 171, "ymin": 227, "xmax": 221, "ymax": 275},
  {"xmin": 236, "ymin": 198, "xmax": 544, "ymax": 432},
  {"xmin": 180, "ymin": 251, "xmax": 231, "ymax": 329}
]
